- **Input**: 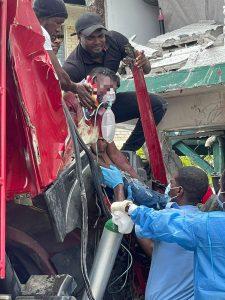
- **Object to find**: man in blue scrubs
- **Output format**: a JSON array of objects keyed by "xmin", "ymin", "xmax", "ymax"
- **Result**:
[
  {"xmin": 109, "ymin": 166, "xmax": 209, "ymax": 300},
  {"xmin": 111, "ymin": 168, "xmax": 225, "ymax": 299}
]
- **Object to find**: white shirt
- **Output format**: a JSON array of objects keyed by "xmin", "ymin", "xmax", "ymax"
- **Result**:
[{"xmin": 41, "ymin": 26, "xmax": 52, "ymax": 51}]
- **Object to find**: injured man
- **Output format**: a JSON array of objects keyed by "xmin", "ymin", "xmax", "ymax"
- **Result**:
[{"xmin": 64, "ymin": 66, "xmax": 168, "ymax": 208}]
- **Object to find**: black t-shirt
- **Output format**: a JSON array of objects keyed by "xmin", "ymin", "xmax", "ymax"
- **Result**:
[{"xmin": 63, "ymin": 31, "xmax": 129, "ymax": 83}]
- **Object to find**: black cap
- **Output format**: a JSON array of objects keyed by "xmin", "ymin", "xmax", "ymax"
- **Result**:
[
  {"xmin": 71, "ymin": 12, "xmax": 106, "ymax": 36},
  {"xmin": 33, "ymin": 0, "xmax": 68, "ymax": 19}
]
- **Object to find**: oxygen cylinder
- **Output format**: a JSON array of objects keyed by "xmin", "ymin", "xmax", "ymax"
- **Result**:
[{"xmin": 82, "ymin": 219, "xmax": 123, "ymax": 300}]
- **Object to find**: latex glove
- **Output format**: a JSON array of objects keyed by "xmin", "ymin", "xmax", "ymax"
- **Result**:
[
  {"xmin": 112, "ymin": 211, "xmax": 134, "ymax": 234},
  {"xmin": 100, "ymin": 165, "xmax": 123, "ymax": 189},
  {"xmin": 111, "ymin": 200, "xmax": 134, "ymax": 214}
]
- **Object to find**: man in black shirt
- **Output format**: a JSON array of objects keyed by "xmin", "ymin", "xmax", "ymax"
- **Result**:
[{"xmin": 63, "ymin": 13, "xmax": 167, "ymax": 152}]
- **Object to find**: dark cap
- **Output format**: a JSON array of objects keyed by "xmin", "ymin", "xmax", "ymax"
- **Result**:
[
  {"xmin": 33, "ymin": 0, "xmax": 68, "ymax": 19},
  {"xmin": 71, "ymin": 12, "xmax": 106, "ymax": 36}
]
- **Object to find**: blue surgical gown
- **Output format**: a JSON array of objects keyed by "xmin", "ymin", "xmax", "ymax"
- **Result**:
[{"xmin": 130, "ymin": 206, "xmax": 225, "ymax": 300}]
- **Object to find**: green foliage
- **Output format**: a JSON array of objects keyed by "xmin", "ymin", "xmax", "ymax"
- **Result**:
[{"xmin": 180, "ymin": 156, "xmax": 213, "ymax": 185}]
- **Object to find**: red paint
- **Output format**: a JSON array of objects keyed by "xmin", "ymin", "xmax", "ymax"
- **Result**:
[
  {"xmin": 132, "ymin": 66, "xmax": 167, "ymax": 184},
  {"xmin": 6, "ymin": 0, "xmax": 72, "ymax": 199},
  {"xmin": 201, "ymin": 186, "xmax": 214, "ymax": 204},
  {"xmin": 0, "ymin": 0, "xmax": 7, "ymax": 279},
  {"xmin": 0, "ymin": 0, "xmax": 73, "ymax": 278}
]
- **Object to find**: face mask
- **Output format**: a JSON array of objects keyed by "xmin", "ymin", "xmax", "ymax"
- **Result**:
[
  {"xmin": 164, "ymin": 183, "xmax": 181, "ymax": 202},
  {"xmin": 164, "ymin": 183, "xmax": 172, "ymax": 202},
  {"xmin": 102, "ymin": 88, "xmax": 116, "ymax": 105}
]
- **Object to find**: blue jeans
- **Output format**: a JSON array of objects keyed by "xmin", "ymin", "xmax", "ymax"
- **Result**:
[{"xmin": 123, "ymin": 177, "xmax": 167, "ymax": 209}]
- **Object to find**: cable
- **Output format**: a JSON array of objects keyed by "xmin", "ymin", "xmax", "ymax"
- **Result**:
[
  {"xmin": 107, "ymin": 243, "xmax": 133, "ymax": 294},
  {"xmin": 63, "ymin": 101, "xmax": 95, "ymax": 300},
  {"xmin": 72, "ymin": 111, "xmax": 111, "ymax": 219},
  {"xmin": 93, "ymin": 102, "xmax": 104, "ymax": 163}
]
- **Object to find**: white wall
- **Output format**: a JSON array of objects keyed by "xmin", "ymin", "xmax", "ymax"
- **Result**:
[{"xmin": 105, "ymin": 0, "xmax": 159, "ymax": 45}]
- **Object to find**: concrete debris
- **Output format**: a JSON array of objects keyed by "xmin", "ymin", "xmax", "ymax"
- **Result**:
[
  {"xmin": 129, "ymin": 35, "xmax": 162, "ymax": 59},
  {"xmin": 183, "ymin": 45, "xmax": 225, "ymax": 70},
  {"xmin": 150, "ymin": 45, "xmax": 201, "ymax": 74},
  {"xmin": 147, "ymin": 21, "xmax": 223, "ymax": 51},
  {"xmin": 119, "ymin": 21, "xmax": 225, "ymax": 77}
]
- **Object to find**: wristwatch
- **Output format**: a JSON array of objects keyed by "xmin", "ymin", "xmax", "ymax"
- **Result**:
[{"xmin": 125, "ymin": 202, "xmax": 131, "ymax": 213}]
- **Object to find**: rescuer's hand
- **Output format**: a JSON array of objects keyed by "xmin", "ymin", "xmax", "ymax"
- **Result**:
[
  {"xmin": 111, "ymin": 200, "xmax": 136, "ymax": 214},
  {"xmin": 101, "ymin": 165, "xmax": 124, "ymax": 189},
  {"xmin": 135, "ymin": 50, "xmax": 151, "ymax": 74},
  {"xmin": 72, "ymin": 83, "xmax": 96, "ymax": 109}
]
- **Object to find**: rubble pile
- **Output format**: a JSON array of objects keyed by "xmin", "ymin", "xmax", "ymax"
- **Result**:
[{"xmin": 120, "ymin": 21, "xmax": 225, "ymax": 77}]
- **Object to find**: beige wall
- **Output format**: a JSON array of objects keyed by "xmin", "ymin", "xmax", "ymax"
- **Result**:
[{"xmin": 64, "ymin": 4, "xmax": 87, "ymax": 58}]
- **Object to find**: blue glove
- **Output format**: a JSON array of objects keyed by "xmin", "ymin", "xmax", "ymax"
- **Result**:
[{"xmin": 100, "ymin": 165, "xmax": 123, "ymax": 189}]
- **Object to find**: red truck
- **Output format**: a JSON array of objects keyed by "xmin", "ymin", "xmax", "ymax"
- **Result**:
[{"xmin": 0, "ymin": 1, "xmax": 167, "ymax": 299}]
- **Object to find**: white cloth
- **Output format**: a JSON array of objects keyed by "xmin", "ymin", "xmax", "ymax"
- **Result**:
[
  {"xmin": 111, "ymin": 211, "xmax": 134, "ymax": 234},
  {"xmin": 41, "ymin": 26, "xmax": 52, "ymax": 51}
]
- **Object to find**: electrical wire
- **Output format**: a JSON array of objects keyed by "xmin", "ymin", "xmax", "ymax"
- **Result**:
[
  {"xmin": 67, "ymin": 103, "xmax": 110, "ymax": 219},
  {"xmin": 107, "ymin": 242, "xmax": 133, "ymax": 294},
  {"xmin": 93, "ymin": 102, "xmax": 104, "ymax": 163},
  {"xmin": 63, "ymin": 101, "xmax": 95, "ymax": 300}
]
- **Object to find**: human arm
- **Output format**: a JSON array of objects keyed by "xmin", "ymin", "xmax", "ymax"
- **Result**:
[
  {"xmin": 129, "ymin": 206, "xmax": 197, "ymax": 251},
  {"xmin": 137, "ymin": 238, "xmax": 153, "ymax": 257},
  {"xmin": 135, "ymin": 50, "xmax": 151, "ymax": 74},
  {"xmin": 110, "ymin": 31, "xmax": 151, "ymax": 75},
  {"xmin": 48, "ymin": 51, "xmax": 95, "ymax": 109},
  {"xmin": 114, "ymin": 184, "xmax": 126, "ymax": 202},
  {"xmin": 47, "ymin": 50, "xmax": 74, "ymax": 91},
  {"xmin": 101, "ymin": 165, "xmax": 126, "ymax": 201},
  {"xmin": 106, "ymin": 142, "xmax": 139, "ymax": 179},
  {"xmin": 111, "ymin": 32, "xmax": 151, "ymax": 74},
  {"xmin": 101, "ymin": 165, "xmax": 124, "ymax": 189},
  {"xmin": 111, "ymin": 201, "xmax": 197, "ymax": 250}
]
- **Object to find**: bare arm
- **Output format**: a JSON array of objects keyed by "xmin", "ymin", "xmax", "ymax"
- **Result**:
[
  {"xmin": 47, "ymin": 50, "xmax": 96, "ymax": 109},
  {"xmin": 137, "ymin": 238, "xmax": 153, "ymax": 257},
  {"xmin": 47, "ymin": 50, "xmax": 74, "ymax": 91},
  {"xmin": 106, "ymin": 142, "xmax": 139, "ymax": 179},
  {"xmin": 135, "ymin": 50, "xmax": 151, "ymax": 75},
  {"xmin": 114, "ymin": 184, "xmax": 126, "ymax": 202}
]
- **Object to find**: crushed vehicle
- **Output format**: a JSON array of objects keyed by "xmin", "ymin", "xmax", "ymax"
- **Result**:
[
  {"xmin": 0, "ymin": 1, "xmax": 162, "ymax": 299},
  {"xmin": 2, "ymin": 0, "xmax": 225, "ymax": 299}
]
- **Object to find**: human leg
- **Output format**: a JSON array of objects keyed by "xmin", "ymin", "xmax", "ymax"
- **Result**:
[{"xmin": 111, "ymin": 92, "xmax": 167, "ymax": 151}]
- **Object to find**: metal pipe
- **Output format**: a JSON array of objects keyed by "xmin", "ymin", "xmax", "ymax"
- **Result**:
[{"xmin": 82, "ymin": 220, "xmax": 123, "ymax": 300}]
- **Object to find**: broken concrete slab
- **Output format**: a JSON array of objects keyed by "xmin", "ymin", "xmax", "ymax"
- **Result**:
[
  {"xmin": 147, "ymin": 21, "xmax": 223, "ymax": 51},
  {"xmin": 129, "ymin": 36, "xmax": 162, "ymax": 59}
]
